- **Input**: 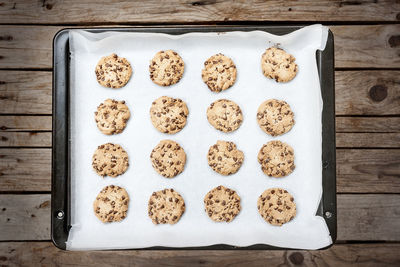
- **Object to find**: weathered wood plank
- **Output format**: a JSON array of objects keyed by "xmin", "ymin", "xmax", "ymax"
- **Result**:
[
  {"xmin": 332, "ymin": 25, "xmax": 400, "ymax": 68},
  {"xmin": 2, "ymin": 70, "xmax": 399, "ymax": 115},
  {"xmin": 335, "ymin": 70, "xmax": 400, "ymax": 116},
  {"xmin": 0, "ymin": 0, "xmax": 399, "ymax": 23},
  {"xmin": 0, "ymin": 243, "xmax": 399, "ymax": 267},
  {"xmin": 336, "ymin": 132, "xmax": 400, "ymax": 148},
  {"xmin": 0, "ymin": 71, "xmax": 52, "ymax": 114},
  {"xmin": 0, "ymin": 195, "xmax": 50, "ymax": 240},
  {"xmin": 0, "ymin": 149, "xmax": 51, "ymax": 192},
  {"xmin": 1, "ymin": 194, "xmax": 399, "ymax": 241},
  {"xmin": 0, "ymin": 116, "xmax": 51, "ymax": 131},
  {"xmin": 0, "ymin": 25, "xmax": 399, "ymax": 69},
  {"xmin": 337, "ymin": 194, "xmax": 400, "ymax": 241},
  {"xmin": 336, "ymin": 149, "xmax": 400, "ymax": 193},
  {"xmin": 336, "ymin": 117, "xmax": 400, "ymax": 133},
  {"xmin": 0, "ymin": 132, "xmax": 51, "ymax": 147}
]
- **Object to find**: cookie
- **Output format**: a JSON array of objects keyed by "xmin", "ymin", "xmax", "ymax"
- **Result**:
[
  {"xmin": 261, "ymin": 47, "xmax": 298, "ymax": 83},
  {"xmin": 95, "ymin": 53, "xmax": 132, "ymax": 88},
  {"xmin": 201, "ymin": 54, "xmax": 237, "ymax": 92},
  {"xmin": 257, "ymin": 140, "xmax": 295, "ymax": 178},
  {"xmin": 95, "ymin": 99, "xmax": 130, "ymax": 135},
  {"xmin": 149, "ymin": 50, "xmax": 184, "ymax": 86},
  {"xmin": 257, "ymin": 188, "xmax": 296, "ymax": 226},
  {"xmin": 92, "ymin": 143, "xmax": 129, "ymax": 177},
  {"xmin": 204, "ymin": 185, "xmax": 241, "ymax": 222},
  {"xmin": 150, "ymin": 96, "xmax": 189, "ymax": 134},
  {"xmin": 148, "ymin": 188, "xmax": 185, "ymax": 225},
  {"xmin": 207, "ymin": 99, "xmax": 243, "ymax": 133},
  {"xmin": 257, "ymin": 99, "xmax": 294, "ymax": 136},
  {"xmin": 207, "ymin": 140, "xmax": 244, "ymax": 175},
  {"xmin": 93, "ymin": 185, "xmax": 129, "ymax": 223},
  {"xmin": 150, "ymin": 140, "xmax": 186, "ymax": 178}
]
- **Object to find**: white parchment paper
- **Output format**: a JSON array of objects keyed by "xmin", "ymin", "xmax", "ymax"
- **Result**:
[{"xmin": 67, "ymin": 25, "xmax": 332, "ymax": 250}]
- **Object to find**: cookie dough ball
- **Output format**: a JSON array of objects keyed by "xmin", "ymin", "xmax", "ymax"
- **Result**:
[
  {"xmin": 207, "ymin": 99, "xmax": 243, "ymax": 133},
  {"xmin": 95, "ymin": 99, "xmax": 130, "ymax": 135},
  {"xmin": 202, "ymin": 53, "xmax": 237, "ymax": 92},
  {"xmin": 207, "ymin": 140, "xmax": 244, "ymax": 175},
  {"xmin": 258, "ymin": 140, "xmax": 295, "ymax": 178},
  {"xmin": 204, "ymin": 185, "xmax": 241, "ymax": 222},
  {"xmin": 95, "ymin": 53, "xmax": 132, "ymax": 88},
  {"xmin": 93, "ymin": 185, "xmax": 129, "ymax": 223},
  {"xmin": 148, "ymin": 188, "xmax": 185, "ymax": 224},
  {"xmin": 257, "ymin": 188, "xmax": 296, "ymax": 226},
  {"xmin": 92, "ymin": 143, "xmax": 129, "ymax": 177},
  {"xmin": 149, "ymin": 50, "xmax": 184, "ymax": 86},
  {"xmin": 261, "ymin": 47, "xmax": 298, "ymax": 83},
  {"xmin": 150, "ymin": 140, "xmax": 186, "ymax": 178},
  {"xmin": 150, "ymin": 96, "xmax": 189, "ymax": 134},
  {"xmin": 257, "ymin": 99, "xmax": 294, "ymax": 136}
]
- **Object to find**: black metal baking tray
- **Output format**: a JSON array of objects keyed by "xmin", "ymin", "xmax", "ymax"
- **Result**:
[{"xmin": 52, "ymin": 26, "xmax": 336, "ymax": 250}]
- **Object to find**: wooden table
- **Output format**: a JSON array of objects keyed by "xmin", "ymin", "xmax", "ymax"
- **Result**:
[{"xmin": 0, "ymin": 1, "xmax": 399, "ymax": 266}]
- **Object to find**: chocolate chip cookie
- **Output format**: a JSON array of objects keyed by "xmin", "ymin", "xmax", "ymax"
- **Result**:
[
  {"xmin": 92, "ymin": 143, "xmax": 129, "ymax": 178},
  {"xmin": 207, "ymin": 99, "xmax": 243, "ymax": 133},
  {"xmin": 261, "ymin": 47, "xmax": 298, "ymax": 83},
  {"xmin": 150, "ymin": 140, "xmax": 186, "ymax": 178},
  {"xmin": 202, "ymin": 54, "xmax": 237, "ymax": 92},
  {"xmin": 93, "ymin": 185, "xmax": 129, "ymax": 223},
  {"xmin": 204, "ymin": 185, "xmax": 241, "ymax": 222},
  {"xmin": 257, "ymin": 188, "xmax": 296, "ymax": 226},
  {"xmin": 257, "ymin": 140, "xmax": 295, "ymax": 178},
  {"xmin": 95, "ymin": 53, "xmax": 132, "ymax": 88},
  {"xmin": 207, "ymin": 140, "xmax": 244, "ymax": 175},
  {"xmin": 257, "ymin": 99, "xmax": 294, "ymax": 136},
  {"xmin": 149, "ymin": 50, "xmax": 184, "ymax": 86},
  {"xmin": 148, "ymin": 188, "xmax": 185, "ymax": 225},
  {"xmin": 150, "ymin": 96, "xmax": 189, "ymax": 134},
  {"xmin": 95, "ymin": 99, "xmax": 130, "ymax": 135}
]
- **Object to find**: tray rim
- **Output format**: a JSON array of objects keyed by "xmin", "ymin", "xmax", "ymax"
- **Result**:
[{"xmin": 52, "ymin": 25, "xmax": 336, "ymax": 251}]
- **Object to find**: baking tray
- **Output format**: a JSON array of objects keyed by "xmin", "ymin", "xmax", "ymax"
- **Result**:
[{"xmin": 52, "ymin": 26, "xmax": 336, "ymax": 250}]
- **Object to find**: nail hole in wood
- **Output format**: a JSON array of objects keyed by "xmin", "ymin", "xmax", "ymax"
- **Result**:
[
  {"xmin": 388, "ymin": 35, "xmax": 400, "ymax": 48},
  {"xmin": 289, "ymin": 252, "xmax": 304, "ymax": 265},
  {"xmin": 369, "ymin": 85, "xmax": 388, "ymax": 102}
]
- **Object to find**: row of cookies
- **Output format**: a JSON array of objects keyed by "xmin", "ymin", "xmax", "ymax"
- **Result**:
[
  {"xmin": 95, "ymin": 47, "xmax": 298, "ymax": 90},
  {"xmin": 94, "ymin": 185, "xmax": 296, "ymax": 226},
  {"xmin": 94, "ymin": 97, "xmax": 295, "ymax": 136},
  {"xmin": 92, "ymin": 139, "xmax": 294, "ymax": 179}
]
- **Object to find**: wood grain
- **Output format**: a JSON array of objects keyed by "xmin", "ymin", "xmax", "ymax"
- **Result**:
[
  {"xmin": 0, "ymin": 243, "xmax": 399, "ymax": 267},
  {"xmin": 1, "ymin": 194, "xmax": 399, "ymax": 241},
  {"xmin": 0, "ymin": 25, "xmax": 399, "ymax": 69},
  {"xmin": 336, "ymin": 117, "xmax": 400, "ymax": 133},
  {"xmin": 0, "ymin": 149, "xmax": 51, "ymax": 192},
  {"xmin": 0, "ymin": 0, "xmax": 399, "ymax": 23},
  {"xmin": 337, "ymin": 149, "xmax": 400, "ymax": 193},
  {"xmin": 2, "ymin": 70, "xmax": 399, "ymax": 115},
  {"xmin": 336, "ymin": 133, "xmax": 400, "ymax": 148},
  {"xmin": 337, "ymin": 194, "xmax": 400, "ymax": 241},
  {"xmin": 332, "ymin": 25, "xmax": 400, "ymax": 68},
  {"xmin": 0, "ymin": 71, "xmax": 52, "ymax": 114},
  {"xmin": 0, "ymin": 116, "xmax": 51, "ymax": 131},
  {"xmin": 0, "ymin": 132, "xmax": 51, "ymax": 147},
  {"xmin": 335, "ymin": 70, "xmax": 400, "ymax": 116},
  {"xmin": 0, "ymin": 194, "xmax": 50, "ymax": 240}
]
